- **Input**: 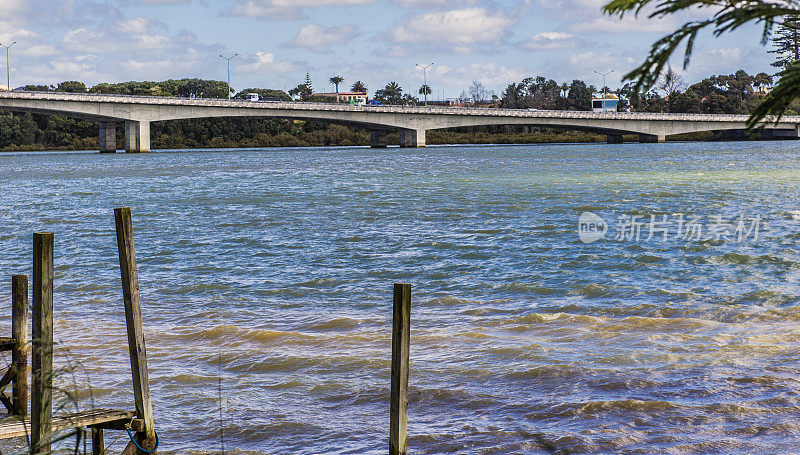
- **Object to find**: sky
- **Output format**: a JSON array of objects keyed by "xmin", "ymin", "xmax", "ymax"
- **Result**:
[{"xmin": 0, "ymin": 0, "xmax": 776, "ymax": 99}]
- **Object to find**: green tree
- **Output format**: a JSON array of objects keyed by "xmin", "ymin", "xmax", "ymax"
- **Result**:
[
  {"xmin": 375, "ymin": 82, "xmax": 403, "ymax": 105},
  {"xmin": 567, "ymin": 80, "xmax": 593, "ymax": 111},
  {"xmin": 289, "ymin": 84, "xmax": 313, "ymax": 101},
  {"xmin": 351, "ymin": 80, "xmax": 367, "ymax": 93},
  {"xmin": 233, "ymin": 88, "xmax": 292, "ymax": 101},
  {"xmin": 55, "ymin": 81, "xmax": 87, "ymax": 93},
  {"xmin": 603, "ymin": 0, "xmax": 800, "ymax": 127},
  {"xmin": 418, "ymin": 84, "xmax": 431, "ymax": 97},
  {"xmin": 769, "ymin": 16, "xmax": 800, "ymax": 69},
  {"xmin": 329, "ymin": 76, "xmax": 344, "ymax": 94},
  {"xmin": 23, "ymin": 84, "xmax": 52, "ymax": 92}
]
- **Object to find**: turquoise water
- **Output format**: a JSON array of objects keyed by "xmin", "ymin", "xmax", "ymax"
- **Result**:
[{"xmin": 0, "ymin": 142, "xmax": 798, "ymax": 453}]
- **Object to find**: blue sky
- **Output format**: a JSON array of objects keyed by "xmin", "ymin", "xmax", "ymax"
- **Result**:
[{"xmin": 0, "ymin": 0, "xmax": 774, "ymax": 99}]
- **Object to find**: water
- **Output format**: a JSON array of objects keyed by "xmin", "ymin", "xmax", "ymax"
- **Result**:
[{"xmin": 0, "ymin": 142, "xmax": 798, "ymax": 454}]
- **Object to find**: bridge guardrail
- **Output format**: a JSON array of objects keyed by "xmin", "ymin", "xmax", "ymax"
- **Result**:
[{"xmin": 0, "ymin": 91, "xmax": 798, "ymax": 125}]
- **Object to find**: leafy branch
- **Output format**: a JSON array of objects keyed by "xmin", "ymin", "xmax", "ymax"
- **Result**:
[{"xmin": 604, "ymin": 0, "xmax": 800, "ymax": 128}]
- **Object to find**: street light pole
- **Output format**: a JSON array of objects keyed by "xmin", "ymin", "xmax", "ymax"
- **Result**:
[
  {"xmin": 594, "ymin": 69, "xmax": 613, "ymax": 100},
  {"xmin": 219, "ymin": 53, "xmax": 238, "ymax": 100},
  {"xmin": 1, "ymin": 42, "xmax": 16, "ymax": 91},
  {"xmin": 416, "ymin": 63, "xmax": 433, "ymax": 106}
]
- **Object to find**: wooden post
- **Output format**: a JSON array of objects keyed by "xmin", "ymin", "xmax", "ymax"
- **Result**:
[
  {"xmin": 32, "ymin": 233, "xmax": 53, "ymax": 454},
  {"xmin": 91, "ymin": 427, "xmax": 104, "ymax": 455},
  {"xmin": 12, "ymin": 275, "xmax": 28, "ymax": 417},
  {"xmin": 390, "ymin": 283, "xmax": 411, "ymax": 455},
  {"xmin": 114, "ymin": 207, "xmax": 156, "ymax": 453}
]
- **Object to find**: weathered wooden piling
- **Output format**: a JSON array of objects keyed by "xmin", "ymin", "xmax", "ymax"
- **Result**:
[
  {"xmin": 91, "ymin": 427, "xmax": 104, "ymax": 455},
  {"xmin": 12, "ymin": 274, "xmax": 28, "ymax": 416},
  {"xmin": 115, "ymin": 207, "xmax": 157, "ymax": 454},
  {"xmin": 390, "ymin": 283, "xmax": 411, "ymax": 455},
  {"xmin": 32, "ymin": 233, "xmax": 54, "ymax": 454}
]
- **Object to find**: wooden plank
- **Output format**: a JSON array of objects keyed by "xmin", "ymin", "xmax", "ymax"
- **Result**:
[
  {"xmin": 11, "ymin": 274, "xmax": 28, "ymax": 416},
  {"xmin": 115, "ymin": 207, "xmax": 157, "ymax": 453},
  {"xmin": 0, "ymin": 393, "xmax": 11, "ymax": 413},
  {"xmin": 0, "ymin": 409, "xmax": 136, "ymax": 440},
  {"xmin": 32, "ymin": 232, "xmax": 54, "ymax": 454},
  {"xmin": 0, "ymin": 367, "xmax": 15, "ymax": 393},
  {"xmin": 0, "ymin": 337, "xmax": 17, "ymax": 351},
  {"xmin": 93, "ymin": 418, "xmax": 145, "ymax": 432},
  {"xmin": 91, "ymin": 427, "xmax": 104, "ymax": 455},
  {"xmin": 390, "ymin": 283, "xmax": 411, "ymax": 455}
]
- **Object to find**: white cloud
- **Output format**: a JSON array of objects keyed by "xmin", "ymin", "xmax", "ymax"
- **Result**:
[
  {"xmin": 237, "ymin": 52, "xmax": 301, "ymax": 75},
  {"xmin": 430, "ymin": 62, "xmax": 527, "ymax": 92},
  {"xmin": 570, "ymin": 15, "xmax": 676, "ymax": 33},
  {"xmin": 286, "ymin": 24, "xmax": 359, "ymax": 53},
  {"xmin": 393, "ymin": 0, "xmax": 477, "ymax": 7},
  {"xmin": 228, "ymin": 0, "xmax": 376, "ymax": 20},
  {"xmin": 138, "ymin": 0, "xmax": 190, "ymax": 4},
  {"xmin": 525, "ymin": 32, "xmax": 578, "ymax": 50},
  {"xmin": 389, "ymin": 8, "xmax": 515, "ymax": 52}
]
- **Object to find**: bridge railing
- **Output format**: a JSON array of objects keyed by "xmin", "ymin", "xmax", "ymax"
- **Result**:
[{"xmin": 0, "ymin": 90, "xmax": 797, "ymax": 124}]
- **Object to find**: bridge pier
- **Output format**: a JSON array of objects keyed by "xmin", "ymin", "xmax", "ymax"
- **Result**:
[
  {"xmin": 638, "ymin": 134, "xmax": 666, "ymax": 143},
  {"xmin": 370, "ymin": 130, "xmax": 388, "ymax": 148},
  {"xmin": 765, "ymin": 126, "xmax": 800, "ymax": 139},
  {"xmin": 399, "ymin": 129, "xmax": 426, "ymax": 148},
  {"xmin": 99, "ymin": 122, "xmax": 117, "ymax": 153},
  {"xmin": 606, "ymin": 135, "xmax": 624, "ymax": 144},
  {"xmin": 125, "ymin": 120, "xmax": 150, "ymax": 153}
]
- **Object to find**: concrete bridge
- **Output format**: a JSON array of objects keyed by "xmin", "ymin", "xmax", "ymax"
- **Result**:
[{"xmin": 1, "ymin": 91, "xmax": 799, "ymax": 152}]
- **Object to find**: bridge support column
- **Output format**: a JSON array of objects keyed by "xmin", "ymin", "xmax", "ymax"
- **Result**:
[
  {"xmin": 99, "ymin": 122, "xmax": 117, "ymax": 153},
  {"xmin": 638, "ymin": 134, "xmax": 666, "ymax": 143},
  {"xmin": 370, "ymin": 130, "xmax": 388, "ymax": 148},
  {"xmin": 767, "ymin": 126, "xmax": 800, "ymax": 139},
  {"xmin": 606, "ymin": 135, "xmax": 624, "ymax": 144},
  {"xmin": 399, "ymin": 129, "xmax": 426, "ymax": 147},
  {"xmin": 125, "ymin": 120, "xmax": 150, "ymax": 153}
]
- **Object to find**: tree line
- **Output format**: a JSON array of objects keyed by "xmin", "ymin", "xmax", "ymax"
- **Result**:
[{"xmin": 0, "ymin": 65, "xmax": 793, "ymax": 151}]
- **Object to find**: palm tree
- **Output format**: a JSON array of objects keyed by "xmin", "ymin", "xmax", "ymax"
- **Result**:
[
  {"xmin": 329, "ymin": 76, "xmax": 344, "ymax": 94},
  {"xmin": 418, "ymin": 84, "xmax": 432, "ymax": 97},
  {"xmin": 351, "ymin": 80, "xmax": 367, "ymax": 93}
]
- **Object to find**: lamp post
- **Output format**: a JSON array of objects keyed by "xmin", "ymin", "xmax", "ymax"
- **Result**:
[
  {"xmin": 594, "ymin": 69, "xmax": 613, "ymax": 100},
  {"xmin": 219, "ymin": 53, "xmax": 238, "ymax": 100},
  {"xmin": 1, "ymin": 42, "xmax": 15, "ymax": 91},
  {"xmin": 416, "ymin": 63, "xmax": 433, "ymax": 106}
]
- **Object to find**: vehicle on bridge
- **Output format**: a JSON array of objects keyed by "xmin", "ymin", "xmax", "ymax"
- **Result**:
[{"xmin": 246, "ymin": 93, "xmax": 260, "ymax": 102}]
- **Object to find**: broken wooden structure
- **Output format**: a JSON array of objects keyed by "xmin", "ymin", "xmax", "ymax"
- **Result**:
[{"xmin": 0, "ymin": 208, "xmax": 158, "ymax": 454}]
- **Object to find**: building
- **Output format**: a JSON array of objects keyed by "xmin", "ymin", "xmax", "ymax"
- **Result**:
[
  {"xmin": 314, "ymin": 91, "xmax": 368, "ymax": 103},
  {"xmin": 591, "ymin": 93, "xmax": 619, "ymax": 112}
]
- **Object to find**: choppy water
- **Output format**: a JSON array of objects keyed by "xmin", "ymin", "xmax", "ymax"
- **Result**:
[{"xmin": 0, "ymin": 142, "xmax": 798, "ymax": 454}]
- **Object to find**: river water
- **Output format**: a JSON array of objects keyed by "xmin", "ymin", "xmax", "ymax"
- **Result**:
[{"xmin": 0, "ymin": 142, "xmax": 798, "ymax": 454}]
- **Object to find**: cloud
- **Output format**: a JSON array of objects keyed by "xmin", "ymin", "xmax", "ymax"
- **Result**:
[
  {"xmin": 286, "ymin": 24, "xmax": 359, "ymax": 52},
  {"xmin": 525, "ymin": 32, "xmax": 578, "ymax": 50},
  {"xmin": 388, "ymin": 8, "xmax": 515, "ymax": 52},
  {"xmin": 393, "ymin": 0, "xmax": 478, "ymax": 7},
  {"xmin": 430, "ymin": 62, "xmax": 527, "ymax": 92},
  {"xmin": 227, "ymin": 0, "xmax": 376, "ymax": 20},
  {"xmin": 138, "ymin": 0, "xmax": 190, "ymax": 4},
  {"xmin": 570, "ymin": 15, "xmax": 676, "ymax": 33},
  {"xmin": 237, "ymin": 52, "xmax": 302, "ymax": 75}
]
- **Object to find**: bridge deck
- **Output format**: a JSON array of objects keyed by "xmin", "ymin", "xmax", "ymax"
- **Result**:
[{"xmin": 1, "ymin": 91, "xmax": 797, "ymax": 124}]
